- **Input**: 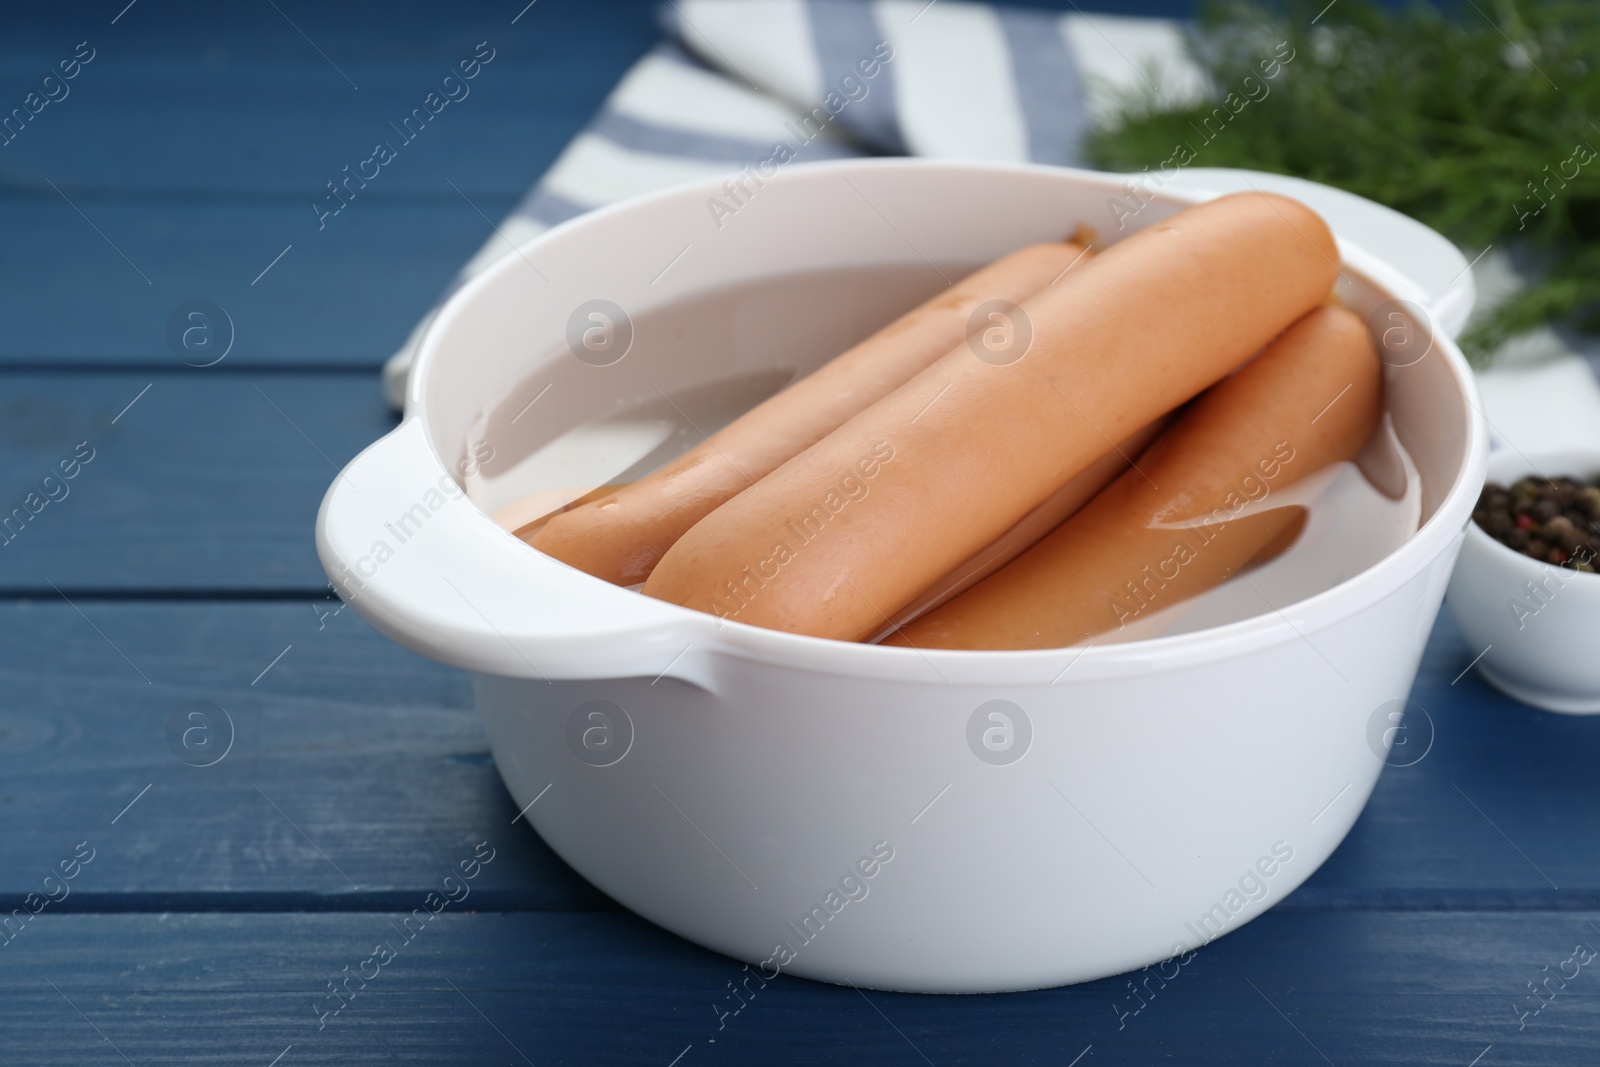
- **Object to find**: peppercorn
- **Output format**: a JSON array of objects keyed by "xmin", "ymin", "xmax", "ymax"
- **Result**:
[{"xmin": 1474, "ymin": 474, "xmax": 1600, "ymax": 568}]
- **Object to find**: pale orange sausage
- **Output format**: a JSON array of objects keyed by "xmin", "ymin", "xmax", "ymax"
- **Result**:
[
  {"xmin": 642, "ymin": 192, "xmax": 1341, "ymax": 641},
  {"xmin": 866, "ymin": 415, "xmax": 1169, "ymax": 640},
  {"xmin": 887, "ymin": 305, "xmax": 1381, "ymax": 650},
  {"xmin": 526, "ymin": 239, "xmax": 1094, "ymax": 584}
]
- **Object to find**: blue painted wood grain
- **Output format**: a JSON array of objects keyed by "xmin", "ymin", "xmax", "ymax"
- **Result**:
[
  {"xmin": 0, "ymin": 40, "xmax": 650, "ymax": 198},
  {"xmin": 0, "ymin": 599, "xmax": 611, "ymax": 908},
  {"xmin": 1, "ymin": 594, "xmax": 1595, "ymax": 911},
  {"xmin": 0, "ymin": 373, "xmax": 394, "ymax": 589},
  {"xmin": 0, "ymin": 202, "xmax": 514, "ymax": 366},
  {"xmin": 0, "ymin": 1, "xmax": 660, "ymax": 366},
  {"xmin": 2, "ymin": 910, "xmax": 1590, "ymax": 1065},
  {"xmin": 0, "ymin": 1, "xmax": 666, "ymax": 63}
]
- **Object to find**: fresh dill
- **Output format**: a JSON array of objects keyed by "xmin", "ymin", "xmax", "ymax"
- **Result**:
[{"xmin": 1086, "ymin": 0, "xmax": 1600, "ymax": 363}]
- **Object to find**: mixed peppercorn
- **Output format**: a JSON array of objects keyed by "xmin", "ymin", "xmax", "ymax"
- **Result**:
[{"xmin": 1473, "ymin": 475, "xmax": 1600, "ymax": 572}]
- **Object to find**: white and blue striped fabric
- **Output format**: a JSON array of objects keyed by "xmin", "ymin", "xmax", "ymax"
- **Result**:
[{"xmin": 382, "ymin": 0, "xmax": 1206, "ymax": 407}]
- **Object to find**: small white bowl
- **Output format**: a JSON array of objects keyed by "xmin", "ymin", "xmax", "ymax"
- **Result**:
[{"xmin": 1446, "ymin": 448, "xmax": 1600, "ymax": 713}]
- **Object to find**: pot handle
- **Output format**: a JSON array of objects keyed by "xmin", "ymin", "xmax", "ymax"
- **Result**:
[{"xmin": 316, "ymin": 418, "xmax": 717, "ymax": 686}]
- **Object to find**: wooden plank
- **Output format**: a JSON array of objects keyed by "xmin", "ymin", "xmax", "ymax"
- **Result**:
[
  {"xmin": 0, "ymin": 42, "xmax": 648, "ymax": 197},
  {"xmin": 0, "ymin": 373, "xmax": 391, "ymax": 590},
  {"xmin": 1, "ymin": 910, "xmax": 1591, "ymax": 1065},
  {"xmin": 2, "ymin": 593, "xmax": 1600, "ymax": 905},
  {"xmin": 0, "ymin": 600, "xmax": 609, "ymax": 908},
  {"xmin": 0, "ymin": 2, "xmax": 660, "ymax": 368},
  {"xmin": 0, "ymin": 202, "xmax": 513, "ymax": 366},
  {"xmin": 0, "ymin": 0, "xmax": 663, "ymax": 61}
]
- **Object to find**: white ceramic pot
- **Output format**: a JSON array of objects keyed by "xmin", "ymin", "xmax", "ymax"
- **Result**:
[
  {"xmin": 317, "ymin": 160, "xmax": 1486, "ymax": 993},
  {"xmin": 1446, "ymin": 447, "xmax": 1600, "ymax": 713}
]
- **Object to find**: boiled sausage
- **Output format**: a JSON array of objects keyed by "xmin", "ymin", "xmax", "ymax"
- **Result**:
[
  {"xmin": 887, "ymin": 305, "xmax": 1381, "ymax": 649},
  {"xmin": 643, "ymin": 192, "xmax": 1341, "ymax": 640}
]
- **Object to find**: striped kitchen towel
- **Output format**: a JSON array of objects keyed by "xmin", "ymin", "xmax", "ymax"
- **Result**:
[{"xmin": 381, "ymin": 0, "xmax": 1206, "ymax": 408}]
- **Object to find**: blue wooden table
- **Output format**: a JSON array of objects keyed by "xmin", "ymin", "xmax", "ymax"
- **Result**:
[{"xmin": 3, "ymin": 2, "xmax": 1595, "ymax": 1064}]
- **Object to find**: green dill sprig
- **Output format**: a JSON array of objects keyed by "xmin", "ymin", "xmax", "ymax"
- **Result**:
[{"xmin": 1085, "ymin": 0, "xmax": 1600, "ymax": 364}]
